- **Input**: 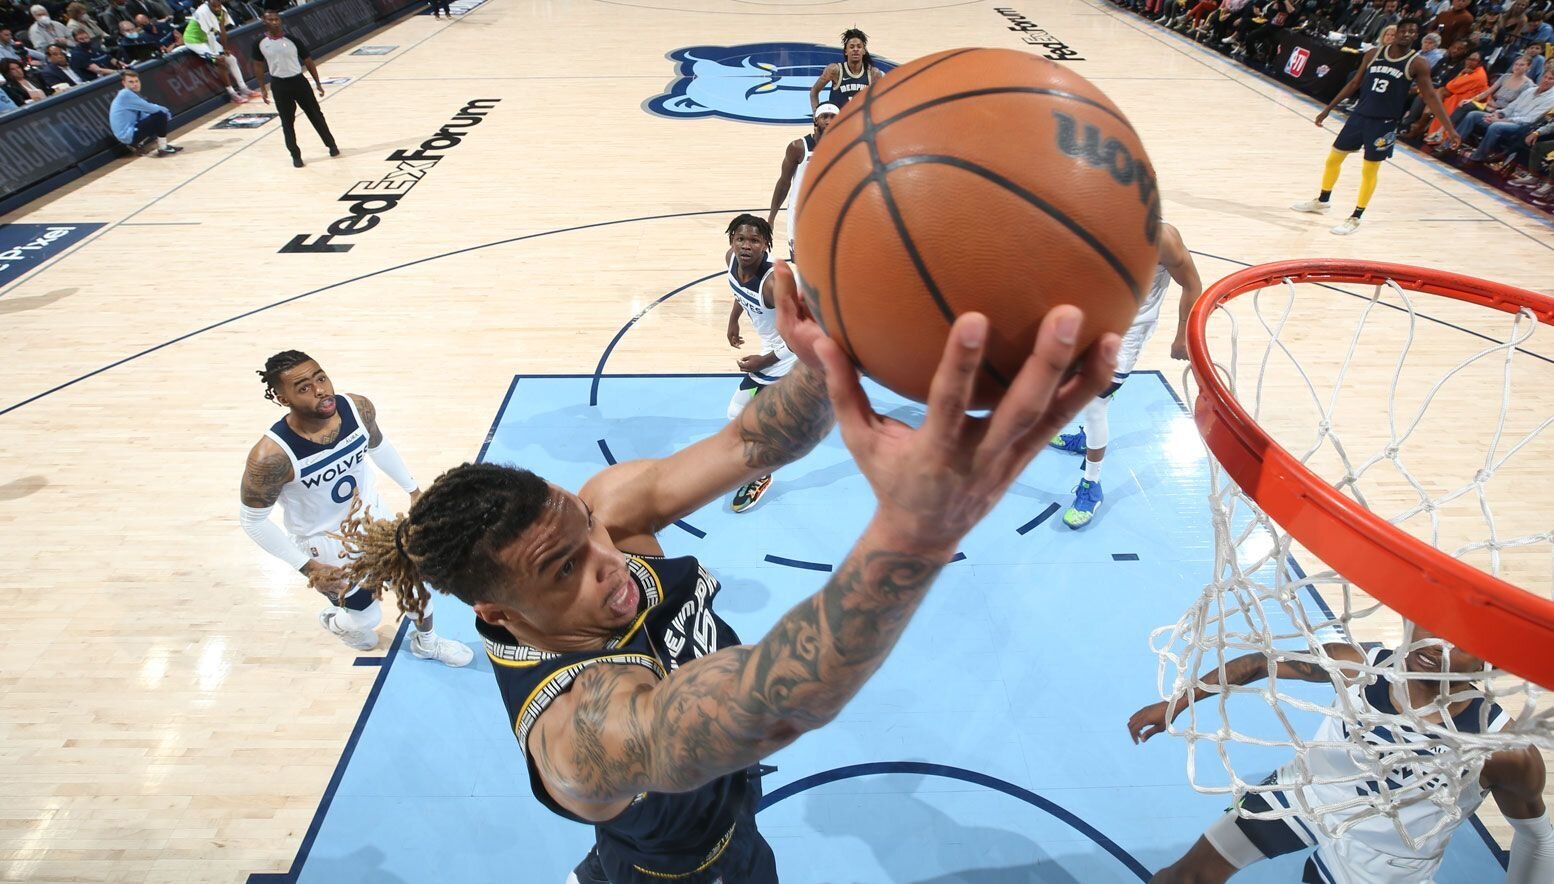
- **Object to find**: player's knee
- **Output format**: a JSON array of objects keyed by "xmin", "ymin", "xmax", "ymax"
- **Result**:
[{"xmin": 1082, "ymin": 396, "xmax": 1111, "ymax": 449}]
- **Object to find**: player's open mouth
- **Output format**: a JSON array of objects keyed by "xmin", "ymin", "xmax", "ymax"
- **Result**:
[
  {"xmin": 318, "ymin": 397, "xmax": 336, "ymax": 413},
  {"xmin": 606, "ymin": 579, "xmax": 638, "ymax": 616}
]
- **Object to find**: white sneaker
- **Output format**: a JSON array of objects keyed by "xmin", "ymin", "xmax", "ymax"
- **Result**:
[
  {"xmin": 1291, "ymin": 198, "xmax": 1331, "ymax": 214},
  {"xmin": 1330, "ymin": 216, "xmax": 1361, "ymax": 236},
  {"xmin": 1532, "ymin": 183, "xmax": 1554, "ymax": 197},
  {"xmin": 320, "ymin": 609, "xmax": 379, "ymax": 651},
  {"xmin": 410, "ymin": 631, "xmax": 474, "ymax": 667}
]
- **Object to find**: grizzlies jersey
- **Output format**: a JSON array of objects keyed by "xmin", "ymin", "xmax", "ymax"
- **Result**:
[
  {"xmin": 478, "ymin": 554, "xmax": 758, "ymax": 881},
  {"xmin": 1355, "ymin": 49, "xmax": 1416, "ymax": 119},
  {"xmin": 1273, "ymin": 648, "xmax": 1509, "ymax": 862},
  {"xmin": 831, "ymin": 61, "xmax": 871, "ymax": 108},
  {"xmin": 728, "ymin": 253, "xmax": 797, "ymax": 383},
  {"xmin": 264, "ymin": 395, "xmax": 382, "ymax": 538},
  {"xmin": 1130, "ymin": 263, "xmax": 1172, "ymax": 331}
]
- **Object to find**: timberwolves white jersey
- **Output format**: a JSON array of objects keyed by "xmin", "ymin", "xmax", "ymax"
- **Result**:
[
  {"xmin": 1131, "ymin": 263, "xmax": 1171, "ymax": 331},
  {"xmin": 786, "ymin": 133, "xmax": 817, "ymax": 252},
  {"xmin": 727, "ymin": 254, "xmax": 796, "ymax": 384},
  {"xmin": 264, "ymin": 395, "xmax": 383, "ymax": 539},
  {"xmin": 1276, "ymin": 647, "xmax": 1509, "ymax": 861}
]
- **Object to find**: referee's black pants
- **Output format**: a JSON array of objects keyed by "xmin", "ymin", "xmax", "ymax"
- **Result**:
[{"xmin": 272, "ymin": 74, "xmax": 336, "ymax": 160}]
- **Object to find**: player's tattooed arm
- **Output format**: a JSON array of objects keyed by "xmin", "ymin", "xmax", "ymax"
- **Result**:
[
  {"xmin": 239, "ymin": 438, "xmax": 295, "ymax": 508},
  {"xmin": 735, "ymin": 361, "xmax": 831, "ymax": 472},
  {"xmin": 530, "ymin": 526, "xmax": 941, "ymax": 814},
  {"xmin": 347, "ymin": 394, "xmax": 382, "ymax": 446}
]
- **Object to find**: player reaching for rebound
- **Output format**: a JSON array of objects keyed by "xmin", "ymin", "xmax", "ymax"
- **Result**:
[
  {"xmin": 1128, "ymin": 625, "xmax": 1554, "ymax": 883},
  {"xmin": 723, "ymin": 214, "xmax": 796, "ymax": 513},
  {"xmin": 238, "ymin": 351, "xmax": 472, "ymax": 666},
  {"xmin": 1049, "ymin": 221, "xmax": 1202, "ymax": 528},
  {"xmin": 328, "ymin": 259, "xmax": 1121, "ymax": 884},
  {"xmin": 767, "ymin": 103, "xmax": 838, "ymax": 260},
  {"xmin": 1292, "ymin": 18, "xmax": 1460, "ymax": 235}
]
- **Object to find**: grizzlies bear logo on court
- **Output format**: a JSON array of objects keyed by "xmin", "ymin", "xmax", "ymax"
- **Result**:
[{"xmin": 645, "ymin": 42, "xmax": 895, "ymax": 125}]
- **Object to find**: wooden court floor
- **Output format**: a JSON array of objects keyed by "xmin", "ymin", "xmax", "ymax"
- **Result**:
[{"xmin": 1, "ymin": 0, "xmax": 1552, "ymax": 880}]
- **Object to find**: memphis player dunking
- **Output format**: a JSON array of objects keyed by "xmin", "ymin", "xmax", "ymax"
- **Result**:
[
  {"xmin": 238, "ymin": 350, "xmax": 471, "ymax": 666},
  {"xmin": 1130, "ymin": 625, "xmax": 1553, "ymax": 883},
  {"xmin": 722, "ymin": 215, "xmax": 796, "ymax": 513},
  {"xmin": 1049, "ymin": 221, "xmax": 1202, "ymax": 528},
  {"xmin": 766, "ymin": 103, "xmax": 838, "ymax": 260}
]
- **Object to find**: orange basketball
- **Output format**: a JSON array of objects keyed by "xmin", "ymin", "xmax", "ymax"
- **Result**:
[{"xmin": 794, "ymin": 47, "xmax": 1160, "ymax": 409}]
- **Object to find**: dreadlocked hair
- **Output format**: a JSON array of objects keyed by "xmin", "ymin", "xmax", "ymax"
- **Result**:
[
  {"xmin": 726, "ymin": 213, "xmax": 773, "ymax": 247},
  {"xmin": 258, "ymin": 350, "xmax": 313, "ymax": 403},
  {"xmin": 330, "ymin": 463, "xmax": 552, "ymax": 620},
  {"xmin": 841, "ymin": 27, "xmax": 873, "ymax": 70}
]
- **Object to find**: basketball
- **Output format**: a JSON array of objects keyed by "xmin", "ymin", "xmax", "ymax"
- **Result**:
[{"xmin": 794, "ymin": 47, "xmax": 1161, "ymax": 409}]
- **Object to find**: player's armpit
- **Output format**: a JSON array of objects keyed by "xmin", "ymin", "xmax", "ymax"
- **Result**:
[{"xmin": 240, "ymin": 437, "xmax": 295, "ymax": 507}]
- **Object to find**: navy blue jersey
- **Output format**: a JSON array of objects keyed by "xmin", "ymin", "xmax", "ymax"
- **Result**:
[
  {"xmin": 1355, "ymin": 48, "xmax": 1416, "ymax": 119},
  {"xmin": 830, "ymin": 61, "xmax": 872, "ymax": 108},
  {"xmin": 477, "ymin": 554, "xmax": 759, "ymax": 881}
]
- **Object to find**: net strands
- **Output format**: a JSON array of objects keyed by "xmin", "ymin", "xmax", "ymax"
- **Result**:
[{"xmin": 1156, "ymin": 264, "xmax": 1554, "ymax": 850}]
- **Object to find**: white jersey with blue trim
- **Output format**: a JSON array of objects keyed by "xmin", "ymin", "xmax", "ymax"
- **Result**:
[
  {"xmin": 727, "ymin": 253, "xmax": 796, "ymax": 384},
  {"xmin": 264, "ymin": 395, "xmax": 384, "ymax": 539},
  {"xmin": 785, "ymin": 133, "xmax": 816, "ymax": 251},
  {"xmin": 1131, "ymin": 263, "xmax": 1171, "ymax": 331},
  {"xmin": 1274, "ymin": 647, "xmax": 1509, "ymax": 862}
]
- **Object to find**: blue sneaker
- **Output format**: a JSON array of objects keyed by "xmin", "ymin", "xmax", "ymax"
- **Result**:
[
  {"xmin": 1063, "ymin": 479, "xmax": 1103, "ymax": 529},
  {"xmin": 1049, "ymin": 428, "xmax": 1088, "ymax": 454}
]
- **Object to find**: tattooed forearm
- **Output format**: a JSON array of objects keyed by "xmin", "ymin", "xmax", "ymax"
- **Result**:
[
  {"xmin": 737, "ymin": 362, "xmax": 833, "ymax": 471},
  {"xmin": 542, "ymin": 521, "xmax": 946, "ymax": 806},
  {"xmin": 240, "ymin": 445, "xmax": 294, "ymax": 507},
  {"xmin": 636, "ymin": 529, "xmax": 940, "ymax": 796}
]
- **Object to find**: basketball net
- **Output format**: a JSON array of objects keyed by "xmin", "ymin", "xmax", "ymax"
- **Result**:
[{"xmin": 1156, "ymin": 262, "xmax": 1554, "ymax": 851}]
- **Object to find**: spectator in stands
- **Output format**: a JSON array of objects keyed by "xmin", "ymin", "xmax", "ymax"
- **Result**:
[
  {"xmin": 0, "ymin": 25, "xmax": 42, "ymax": 62},
  {"xmin": 1410, "ymin": 48, "xmax": 1486, "ymax": 136},
  {"xmin": 27, "ymin": 4, "xmax": 70, "ymax": 48},
  {"xmin": 64, "ymin": 1, "xmax": 108, "ymax": 43},
  {"xmin": 1420, "ymin": 31, "xmax": 1447, "ymax": 67},
  {"xmin": 1, "ymin": 56, "xmax": 47, "ymax": 103},
  {"xmin": 136, "ymin": 13, "xmax": 179, "ymax": 48},
  {"xmin": 1358, "ymin": 0, "xmax": 1403, "ymax": 41},
  {"xmin": 67, "ymin": 27, "xmax": 119, "ymax": 78},
  {"xmin": 115, "ymin": 18, "xmax": 157, "ymax": 60},
  {"xmin": 0, "ymin": 83, "xmax": 16, "ymax": 113},
  {"xmin": 1343, "ymin": 0, "xmax": 1390, "ymax": 37},
  {"xmin": 98, "ymin": 0, "xmax": 164, "ymax": 34},
  {"xmin": 1231, "ymin": 0, "xmax": 1303, "ymax": 63},
  {"xmin": 110, "ymin": 69, "xmax": 181, "ymax": 155},
  {"xmin": 1441, "ymin": 51, "xmax": 1536, "ymax": 142},
  {"xmin": 1521, "ymin": 42, "xmax": 1547, "ymax": 78},
  {"xmin": 182, "ymin": 0, "xmax": 255, "ymax": 103},
  {"xmin": 1402, "ymin": 38, "xmax": 1472, "ymax": 135},
  {"xmin": 1428, "ymin": 0, "xmax": 1475, "ymax": 45},
  {"xmin": 38, "ymin": 43, "xmax": 83, "ymax": 90},
  {"xmin": 1508, "ymin": 9, "xmax": 1552, "ymax": 55},
  {"xmin": 1449, "ymin": 65, "xmax": 1554, "ymax": 161},
  {"xmin": 1, "ymin": 0, "xmax": 31, "ymax": 35},
  {"xmin": 1505, "ymin": 121, "xmax": 1554, "ymax": 197}
]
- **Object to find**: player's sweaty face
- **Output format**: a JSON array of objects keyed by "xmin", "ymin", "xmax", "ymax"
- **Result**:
[
  {"xmin": 844, "ymin": 38, "xmax": 864, "ymax": 63},
  {"xmin": 502, "ymin": 488, "xmax": 637, "ymax": 637},
  {"xmin": 279, "ymin": 362, "xmax": 336, "ymax": 419}
]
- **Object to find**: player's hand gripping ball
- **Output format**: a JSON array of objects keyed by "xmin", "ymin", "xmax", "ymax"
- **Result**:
[{"xmin": 794, "ymin": 47, "xmax": 1159, "ymax": 409}]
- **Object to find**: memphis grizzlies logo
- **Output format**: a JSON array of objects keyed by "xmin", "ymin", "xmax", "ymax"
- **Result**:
[{"xmin": 645, "ymin": 42, "xmax": 896, "ymax": 125}]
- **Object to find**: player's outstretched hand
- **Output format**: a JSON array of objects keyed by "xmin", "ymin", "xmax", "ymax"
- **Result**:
[
  {"xmin": 772, "ymin": 260, "xmax": 826, "ymax": 368},
  {"xmin": 1127, "ymin": 700, "xmax": 1178, "ymax": 744},
  {"xmin": 813, "ymin": 308, "xmax": 1119, "ymax": 559}
]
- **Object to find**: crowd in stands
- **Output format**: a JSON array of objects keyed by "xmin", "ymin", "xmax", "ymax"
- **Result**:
[
  {"xmin": 1114, "ymin": 0, "xmax": 1554, "ymax": 208},
  {"xmin": 0, "ymin": 0, "xmax": 292, "ymax": 115}
]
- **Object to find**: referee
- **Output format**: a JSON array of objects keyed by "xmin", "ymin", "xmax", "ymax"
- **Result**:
[{"xmin": 251, "ymin": 10, "xmax": 338, "ymax": 168}]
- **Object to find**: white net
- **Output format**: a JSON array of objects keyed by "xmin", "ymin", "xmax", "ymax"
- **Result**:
[{"xmin": 1153, "ymin": 266, "xmax": 1554, "ymax": 853}]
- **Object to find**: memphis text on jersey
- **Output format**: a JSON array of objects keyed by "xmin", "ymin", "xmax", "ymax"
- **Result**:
[{"xmin": 281, "ymin": 99, "xmax": 501, "ymax": 254}]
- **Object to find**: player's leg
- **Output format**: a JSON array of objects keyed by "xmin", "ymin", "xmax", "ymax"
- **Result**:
[
  {"xmin": 727, "ymin": 377, "xmax": 772, "ymax": 513},
  {"xmin": 307, "ymin": 534, "xmax": 383, "ymax": 651},
  {"xmin": 404, "ymin": 592, "xmax": 474, "ymax": 667},
  {"xmin": 1332, "ymin": 120, "xmax": 1394, "ymax": 235},
  {"xmin": 1058, "ymin": 319, "xmax": 1147, "ymax": 528},
  {"xmin": 273, "ymin": 79, "xmax": 302, "ymax": 165},
  {"xmin": 1294, "ymin": 118, "xmax": 1365, "ymax": 214},
  {"xmin": 1154, "ymin": 793, "xmax": 1307, "ymax": 883}
]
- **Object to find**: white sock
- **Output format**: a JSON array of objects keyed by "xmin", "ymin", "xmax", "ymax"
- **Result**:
[
  {"xmin": 156, "ymin": 137, "xmax": 169, "ymax": 149},
  {"xmin": 1084, "ymin": 458, "xmax": 1102, "ymax": 483}
]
